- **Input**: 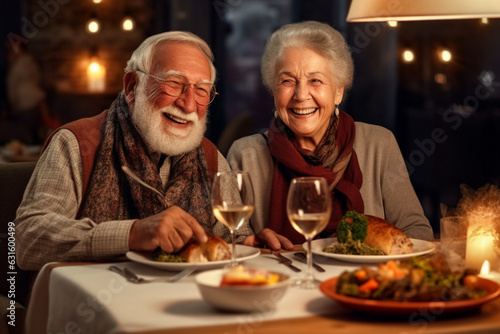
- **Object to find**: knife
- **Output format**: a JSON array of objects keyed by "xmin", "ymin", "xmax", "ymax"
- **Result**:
[
  {"xmin": 293, "ymin": 252, "xmax": 326, "ymax": 272},
  {"xmin": 273, "ymin": 252, "xmax": 302, "ymax": 272}
]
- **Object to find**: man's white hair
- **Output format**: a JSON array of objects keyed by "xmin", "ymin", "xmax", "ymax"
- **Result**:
[{"xmin": 124, "ymin": 31, "xmax": 216, "ymax": 83}]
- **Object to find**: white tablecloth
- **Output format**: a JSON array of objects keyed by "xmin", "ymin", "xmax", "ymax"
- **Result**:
[
  {"xmin": 27, "ymin": 252, "xmax": 360, "ymax": 333},
  {"xmin": 25, "ymin": 251, "xmax": 500, "ymax": 334}
]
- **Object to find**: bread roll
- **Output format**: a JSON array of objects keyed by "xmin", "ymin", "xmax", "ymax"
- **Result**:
[
  {"xmin": 363, "ymin": 215, "xmax": 413, "ymax": 255},
  {"xmin": 198, "ymin": 233, "xmax": 231, "ymax": 261},
  {"xmin": 179, "ymin": 243, "xmax": 208, "ymax": 263},
  {"xmin": 178, "ymin": 232, "xmax": 230, "ymax": 262}
]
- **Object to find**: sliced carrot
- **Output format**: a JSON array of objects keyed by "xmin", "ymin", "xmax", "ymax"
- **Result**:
[
  {"xmin": 386, "ymin": 260, "xmax": 405, "ymax": 279},
  {"xmin": 463, "ymin": 275, "xmax": 480, "ymax": 290},
  {"xmin": 354, "ymin": 270, "xmax": 367, "ymax": 281},
  {"xmin": 386, "ymin": 260, "xmax": 398, "ymax": 271},
  {"xmin": 358, "ymin": 278, "xmax": 379, "ymax": 293},
  {"xmin": 393, "ymin": 270, "xmax": 405, "ymax": 279}
]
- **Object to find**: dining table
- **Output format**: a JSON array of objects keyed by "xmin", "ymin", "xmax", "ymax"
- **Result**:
[{"xmin": 25, "ymin": 244, "xmax": 500, "ymax": 334}]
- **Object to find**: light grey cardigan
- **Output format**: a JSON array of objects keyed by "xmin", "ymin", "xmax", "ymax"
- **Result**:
[{"xmin": 227, "ymin": 121, "xmax": 434, "ymax": 241}]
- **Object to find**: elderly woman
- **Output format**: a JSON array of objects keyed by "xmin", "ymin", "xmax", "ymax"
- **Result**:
[{"xmin": 227, "ymin": 21, "xmax": 434, "ymax": 250}]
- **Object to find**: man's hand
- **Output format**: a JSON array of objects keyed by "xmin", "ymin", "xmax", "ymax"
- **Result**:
[
  {"xmin": 128, "ymin": 206, "xmax": 208, "ymax": 253},
  {"xmin": 242, "ymin": 228, "xmax": 294, "ymax": 251}
]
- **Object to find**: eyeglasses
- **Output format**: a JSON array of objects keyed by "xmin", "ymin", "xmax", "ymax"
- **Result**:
[{"xmin": 135, "ymin": 69, "xmax": 218, "ymax": 105}]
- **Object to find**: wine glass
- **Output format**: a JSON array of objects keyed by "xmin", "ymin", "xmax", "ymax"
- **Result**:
[
  {"xmin": 287, "ymin": 176, "xmax": 332, "ymax": 288},
  {"xmin": 211, "ymin": 171, "xmax": 255, "ymax": 267}
]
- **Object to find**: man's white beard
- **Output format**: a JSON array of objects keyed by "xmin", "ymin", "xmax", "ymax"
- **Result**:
[{"xmin": 130, "ymin": 86, "xmax": 207, "ymax": 156}]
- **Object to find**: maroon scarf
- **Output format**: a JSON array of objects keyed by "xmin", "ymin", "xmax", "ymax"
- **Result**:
[{"xmin": 267, "ymin": 111, "xmax": 364, "ymax": 243}]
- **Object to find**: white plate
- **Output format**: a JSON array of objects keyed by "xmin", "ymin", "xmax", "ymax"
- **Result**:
[
  {"xmin": 126, "ymin": 245, "xmax": 261, "ymax": 271},
  {"xmin": 306, "ymin": 238, "xmax": 436, "ymax": 263}
]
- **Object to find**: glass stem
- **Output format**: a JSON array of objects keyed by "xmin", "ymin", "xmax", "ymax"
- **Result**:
[
  {"xmin": 230, "ymin": 230, "xmax": 236, "ymax": 266},
  {"xmin": 306, "ymin": 237, "xmax": 313, "ymax": 281}
]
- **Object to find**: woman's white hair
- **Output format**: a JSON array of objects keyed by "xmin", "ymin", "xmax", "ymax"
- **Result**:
[
  {"xmin": 124, "ymin": 31, "xmax": 216, "ymax": 82},
  {"xmin": 261, "ymin": 21, "xmax": 353, "ymax": 95}
]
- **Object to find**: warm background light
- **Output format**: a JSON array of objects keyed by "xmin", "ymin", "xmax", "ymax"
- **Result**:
[
  {"xmin": 434, "ymin": 73, "xmax": 447, "ymax": 85},
  {"xmin": 387, "ymin": 20, "xmax": 398, "ymax": 28},
  {"xmin": 122, "ymin": 17, "xmax": 135, "ymax": 31},
  {"xmin": 440, "ymin": 49, "xmax": 452, "ymax": 62},
  {"xmin": 87, "ymin": 19, "xmax": 100, "ymax": 33},
  {"xmin": 87, "ymin": 59, "xmax": 106, "ymax": 92},
  {"xmin": 402, "ymin": 49, "xmax": 415, "ymax": 63}
]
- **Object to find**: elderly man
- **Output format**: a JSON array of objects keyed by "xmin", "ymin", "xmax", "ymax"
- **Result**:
[{"xmin": 15, "ymin": 31, "xmax": 252, "ymax": 271}]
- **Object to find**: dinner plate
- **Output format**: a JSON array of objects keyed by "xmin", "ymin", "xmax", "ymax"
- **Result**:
[
  {"xmin": 126, "ymin": 245, "xmax": 260, "ymax": 271},
  {"xmin": 320, "ymin": 276, "xmax": 500, "ymax": 316},
  {"xmin": 307, "ymin": 238, "xmax": 436, "ymax": 263}
]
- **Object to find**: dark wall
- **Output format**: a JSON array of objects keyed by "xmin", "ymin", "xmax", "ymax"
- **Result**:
[
  {"xmin": 0, "ymin": 0, "xmax": 23, "ymax": 111},
  {"xmin": 2, "ymin": 0, "xmax": 499, "ymax": 231}
]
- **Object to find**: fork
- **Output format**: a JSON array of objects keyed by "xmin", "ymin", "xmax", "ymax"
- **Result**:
[{"xmin": 109, "ymin": 266, "xmax": 195, "ymax": 283}]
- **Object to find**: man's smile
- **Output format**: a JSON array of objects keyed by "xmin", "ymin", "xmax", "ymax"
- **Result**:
[{"xmin": 163, "ymin": 112, "xmax": 190, "ymax": 124}]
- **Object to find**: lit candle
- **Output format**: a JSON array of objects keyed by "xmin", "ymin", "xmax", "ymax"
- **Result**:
[
  {"xmin": 465, "ymin": 229, "xmax": 498, "ymax": 271},
  {"xmin": 479, "ymin": 260, "xmax": 500, "ymax": 284},
  {"xmin": 87, "ymin": 60, "xmax": 106, "ymax": 92}
]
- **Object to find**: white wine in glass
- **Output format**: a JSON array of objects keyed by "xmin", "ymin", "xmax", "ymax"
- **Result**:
[
  {"xmin": 211, "ymin": 171, "xmax": 254, "ymax": 267},
  {"xmin": 287, "ymin": 176, "xmax": 331, "ymax": 288}
]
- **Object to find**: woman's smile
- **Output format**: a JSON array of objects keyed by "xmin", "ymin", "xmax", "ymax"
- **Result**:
[{"xmin": 290, "ymin": 107, "xmax": 317, "ymax": 115}]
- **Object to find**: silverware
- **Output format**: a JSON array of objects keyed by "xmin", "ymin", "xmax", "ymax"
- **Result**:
[
  {"xmin": 293, "ymin": 252, "xmax": 326, "ymax": 272},
  {"xmin": 121, "ymin": 165, "xmax": 164, "ymax": 198},
  {"xmin": 109, "ymin": 265, "xmax": 194, "ymax": 283},
  {"xmin": 273, "ymin": 252, "xmax": 301, "ymax": 272}
]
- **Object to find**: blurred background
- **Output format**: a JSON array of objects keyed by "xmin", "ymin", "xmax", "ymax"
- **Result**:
[{"xmin": 1, "ymin": 0, "xmax": 499, "ymax": 233}]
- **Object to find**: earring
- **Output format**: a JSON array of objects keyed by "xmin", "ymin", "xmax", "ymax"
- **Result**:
[
  {"xmin": 274, "ymin": 110, "xmax": 278, "ymax": 118},
  {"xmin": 335, "ymin": 105, "xmax": 339, "ymax": 117}
]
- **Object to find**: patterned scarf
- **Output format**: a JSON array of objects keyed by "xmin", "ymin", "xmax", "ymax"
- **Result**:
[
  {"xmin": 267, "ymin": 110, "xmax": 364, "ymax": 244},
  {"xmin": 79, "ymin": 92, "xmax": 215, "ymax": 230}
]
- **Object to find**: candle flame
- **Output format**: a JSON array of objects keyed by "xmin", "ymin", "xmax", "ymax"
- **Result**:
[
  {"xmin": 89, "ymin": 62, "xmax": 101, "ymax": 73},
  {"xmin": 87, "ymin": 59, "xmax": 106, "ymax": 92},
  {"xmin": 480, "ymin": 260, "xmax": 490, "ymax": 275}
]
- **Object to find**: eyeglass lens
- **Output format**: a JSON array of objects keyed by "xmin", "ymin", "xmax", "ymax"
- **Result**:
[{"xmin": 162, "ymin": 75, "xmax": 215, "ymax": 105}]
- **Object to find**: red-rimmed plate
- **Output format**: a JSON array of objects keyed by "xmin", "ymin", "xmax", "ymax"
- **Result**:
[{"xmin": 320, "ymin": 277, "xmax": 500, "ymax": 316}]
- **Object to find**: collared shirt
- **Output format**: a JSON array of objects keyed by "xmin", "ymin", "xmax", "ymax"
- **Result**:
[{"xmin": 15, "ymin": 129, "xmax": 253, "ymax": 270}]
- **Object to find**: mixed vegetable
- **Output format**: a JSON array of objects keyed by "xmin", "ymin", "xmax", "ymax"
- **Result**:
[
  {"xmin": 336, "ymin": 254, "xmax": 487, "ymax": 302},
  {"xmin": 336, "ymin": 210, "xmax": 368, "ymax": 243},
  {"xmin": 324, "ymin": 210, "xmax": 383, "ymax": 255},
  {"xmin": 152, "ymin": 248, "xmax": 184, "ymax": 262},
  {"xmin": 324, "ymin": 234, "xmax": 384, "ymax": 255}
]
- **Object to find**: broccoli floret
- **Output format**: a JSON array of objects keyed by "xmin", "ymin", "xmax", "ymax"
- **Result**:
[{"xmin": 337, "ymin": 210, "xmax": 368, "ymax": 243}]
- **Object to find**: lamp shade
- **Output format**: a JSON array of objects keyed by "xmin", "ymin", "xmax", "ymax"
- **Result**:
[{"xmin": 346, "ymin": 0, "xmax": 500, "ymax": 22}]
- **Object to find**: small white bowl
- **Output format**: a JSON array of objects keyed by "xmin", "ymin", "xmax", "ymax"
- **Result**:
[{"xmin": 195, "ymin": 268, "xmax": 290, "ymax": 312}]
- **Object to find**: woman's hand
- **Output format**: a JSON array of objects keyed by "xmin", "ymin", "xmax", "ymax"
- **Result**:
[{"xmin": 242, "ymin": 228, "xmax": 294, "ymax": 251}]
